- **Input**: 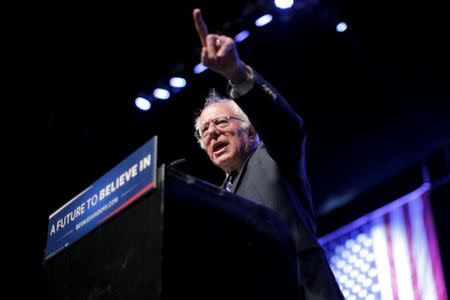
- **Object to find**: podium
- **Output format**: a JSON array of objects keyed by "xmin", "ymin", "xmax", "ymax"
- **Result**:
[{"xmin": 42, "ymin": 145, "xmax": 300, "ymax": 299}]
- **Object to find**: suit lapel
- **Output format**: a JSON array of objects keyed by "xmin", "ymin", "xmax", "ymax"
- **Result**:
[{"xmin": 231, "ymin": 144, "xmax": 261, "ymax": 193}]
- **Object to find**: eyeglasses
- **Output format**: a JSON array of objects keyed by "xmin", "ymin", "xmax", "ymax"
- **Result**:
[{"xmin": 195, "ymin": 115, "xmax": 246, "ymax": 140}]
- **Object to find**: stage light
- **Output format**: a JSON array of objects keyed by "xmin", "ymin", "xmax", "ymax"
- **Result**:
[
  {"xmin": 169, "ymin": 77, "xmax": 187, "ymax": 88},
  {"xmin": 135, "ymin": 97, "xmax": 151, "ymax": 111},
  {"xmin": 194, "ymin": 63, "xmax": 208, "ymax": 74},
  {"xmin": 153, "ymin": 88, "xmax": 170, "ymax": 100},
  {"xmin": 234, "ymin": 30, "xmax": 250, "ymax": 43},
  {"xmin": 255, "ymin": 14, "xmax": 273, "ymax": 27},
  {"xmin": 336, "ymin": 22, "xmax": 348, "ymax": 32},
  {"xmin": 274, "ymin": 0, "xmax": 294, "ymax": 9}
]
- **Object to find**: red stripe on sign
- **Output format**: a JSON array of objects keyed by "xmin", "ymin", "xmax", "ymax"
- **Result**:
[{"xmin": 101, "ymin": 182, "xmax": 155, "ymax": 223}]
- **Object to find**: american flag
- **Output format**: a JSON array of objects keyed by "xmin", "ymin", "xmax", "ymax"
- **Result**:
[{"xmin": 319, "ymin": 183, "xmax": 447, "ymax": 300}]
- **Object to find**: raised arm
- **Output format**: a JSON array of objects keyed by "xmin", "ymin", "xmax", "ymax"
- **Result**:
[{"xmin": 193, "ymin": 9, "xmax": 251, "ymax": 84}]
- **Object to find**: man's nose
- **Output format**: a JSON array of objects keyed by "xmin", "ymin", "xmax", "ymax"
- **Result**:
[{"xmin": 208, "ymin": 126, "xmax": 220, "ymax": 139}]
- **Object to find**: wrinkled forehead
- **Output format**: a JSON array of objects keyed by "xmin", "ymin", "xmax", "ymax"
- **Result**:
[{"xmin": 199, "ymin": 102, "xmax": 236, "ymax": 125}]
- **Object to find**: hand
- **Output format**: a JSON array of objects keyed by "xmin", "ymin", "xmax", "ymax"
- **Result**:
[{"xmin": 193, "ymin": 8, "xmax": 251, "ymax": 84}]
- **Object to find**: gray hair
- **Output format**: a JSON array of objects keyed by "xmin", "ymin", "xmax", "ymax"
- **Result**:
[{"xmin": 194, "ymin": 89, "xmax": 259, "ymax": 149}]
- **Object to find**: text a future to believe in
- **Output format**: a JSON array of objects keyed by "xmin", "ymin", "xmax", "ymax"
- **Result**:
[{"xmin": 49, "ymin": 154, "xmax": 152, "ymax": 237}]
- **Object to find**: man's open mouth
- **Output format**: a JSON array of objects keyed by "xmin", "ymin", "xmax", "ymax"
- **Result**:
[{"xmin": 213, "ymin": 142, "xmax": 228, "ymax": 153}]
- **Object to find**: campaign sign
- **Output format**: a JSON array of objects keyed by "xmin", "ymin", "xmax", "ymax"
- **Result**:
[{"xmin": 45, "ymin": 136, "xmax": 158, "ymax": 260}]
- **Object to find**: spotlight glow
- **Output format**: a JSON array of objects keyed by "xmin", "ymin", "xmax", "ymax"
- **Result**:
[
  {"xmin": 336, "ymin": 22, "xmax": 348, "ymax": 32},
  {"xmin": 234, "ymin": 30, "xmax": 250, "ymax": 42},
  {"xmin": 255, "ymin": 14, "xmax": 273, "ymax": 27},
  {"xmin": 153, "ymin": 88, "xmax": 170, "ymax": 100},
  {"xmin": 194, "ymin": 63, "xmax": 208, "ymax": 74},
  {"xmin": 169, "ymin": 77, "xmax": 186, "ymax": 88},
  {"xmin": 135, "ymin": 97, "xmax": 151, "ymax": 111},
  {"xmin": 274, "ymin": 0, "xmax": 294, "ymax": 9}
]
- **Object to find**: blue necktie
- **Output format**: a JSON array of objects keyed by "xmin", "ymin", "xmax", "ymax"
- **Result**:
[{"xmin": 225, "ymin": 171, "xmax": 237, "ymax": 192}]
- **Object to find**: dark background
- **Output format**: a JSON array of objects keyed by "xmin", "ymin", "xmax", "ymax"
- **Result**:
[
  {"xmin": 33, "ymin": 0, "xmax": 450, "ymax": 293},
  {"xmin": 43, "ymin": 0, "xmax": 450, "ymax": 210}
]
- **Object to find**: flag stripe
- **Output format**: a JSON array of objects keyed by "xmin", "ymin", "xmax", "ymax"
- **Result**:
[
  {"xmin": 423, "ymin": 193, "xmax": 448, "ymax": 300},
  {"xmin": 372, "ymin": 217, "xmax": 393, "ymax": 300},
  {"xmin": 403, "ymin": 204, "xmax": 421, "ymax": 300},
  {"xmin": 409, "ymin": 194, "xmax": 437, "ymax": 300},
  {"xmin": 390, "ymin": 204, "xmax": 414, "ymax": 300},
  {"xmin": 385, "ymin": 213, "xmax": 400, "ymax": 300}
]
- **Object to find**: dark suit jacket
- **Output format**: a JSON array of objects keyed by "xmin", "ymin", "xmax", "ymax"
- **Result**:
[{"xmin": 225, "ymin": 71, "xmax": 344, "ymax": 299}]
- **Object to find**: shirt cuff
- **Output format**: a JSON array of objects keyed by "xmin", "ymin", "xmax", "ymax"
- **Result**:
[{"xmin": 228, "ymin": 67, "xmax": 256, "ymax": 99}]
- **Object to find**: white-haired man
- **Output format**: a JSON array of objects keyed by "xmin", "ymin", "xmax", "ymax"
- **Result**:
[{"xmin": 193, "ymin": 8, "xmax": 344, "ymax": 300}]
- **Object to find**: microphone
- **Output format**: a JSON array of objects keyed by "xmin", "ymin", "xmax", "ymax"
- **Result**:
[
  {"xmin": 167, "ymin": 158, "xmax": 190, "ymax": 176},
  {"xmin": 169, "ymin": 158, "xmax": 187, "ymax": 168}
]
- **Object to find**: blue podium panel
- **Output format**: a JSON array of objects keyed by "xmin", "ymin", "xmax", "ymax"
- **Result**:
[
  {"xmin": 42, "ymin": 178, "xmax": 164, "ymax": 299},
  {"xmin": 45, "ymin": 137, "xmax": 157, "ymax": 260}
]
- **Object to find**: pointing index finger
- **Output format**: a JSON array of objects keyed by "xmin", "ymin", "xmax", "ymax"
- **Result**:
[{"xmin": 193, "ymin": 8, "xmax": 208, "ymax": 47}]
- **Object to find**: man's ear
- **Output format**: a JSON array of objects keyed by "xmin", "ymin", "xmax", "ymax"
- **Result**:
[{"xmin": 248, "ymin": 125, "xmax": 257, "ymax": 141}]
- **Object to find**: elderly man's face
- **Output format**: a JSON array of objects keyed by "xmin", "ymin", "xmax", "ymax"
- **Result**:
[{"xmin": 198, "ymin": 102, "xmax": 255, "ymax": 173}]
